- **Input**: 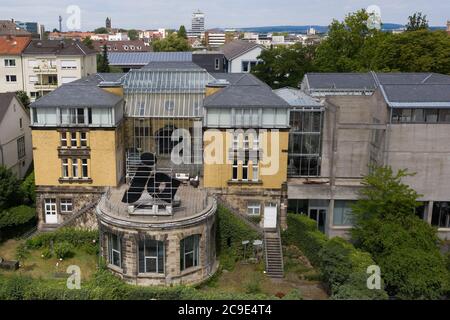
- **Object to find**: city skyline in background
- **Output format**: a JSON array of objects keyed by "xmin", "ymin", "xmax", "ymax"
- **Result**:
[{"xmin": 1, "ymin": 0, "xmax": 449, "ymax": 31}]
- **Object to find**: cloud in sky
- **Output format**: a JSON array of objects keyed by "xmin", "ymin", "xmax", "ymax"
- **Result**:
[{"xmin": 1, "ymin": 0, "xmax": 448, "ymax": 31}]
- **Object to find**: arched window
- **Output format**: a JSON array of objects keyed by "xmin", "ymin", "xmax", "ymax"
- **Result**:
[{"xmin": 180, "ymin": 234, "xmax": 200, "ymax": 271}]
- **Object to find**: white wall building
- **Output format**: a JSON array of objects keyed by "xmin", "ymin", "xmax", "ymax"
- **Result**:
[
  {"xmin": 222, "ymin": 40, "xmax": 263, "ymax": 73},
  {"xmin": 0, "ymin": 92, "xmax": 33, "ymax": 178}
]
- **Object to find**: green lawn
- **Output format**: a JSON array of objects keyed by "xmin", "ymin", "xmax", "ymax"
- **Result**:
[{"xmin": 0, "ymin": 239, "xmax": 97, "ymax": 281}]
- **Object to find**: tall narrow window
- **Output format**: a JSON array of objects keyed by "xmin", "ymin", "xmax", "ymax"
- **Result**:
[
  {"xmin": 81, "ymin": 159, "xmax": 88, "ymax": 178},
  {"xmin": 232, "ymin": 160, "xmax": 238, "ymax": 181},
  {"xmin": 80, "ymin": 132, "xmax": 87, "ymax": 147},
  {"xmin": 17, "ymin": 137, "xmax": 25, "ymax": 159},
  {"xmin": 214, "ymin": 58, "xmax": 220, "ymax": 70},
  {"xmin": 70, "ymin": 132, "xmax": 77, "ymax": 148},
  {"xmin": 180, "ymin": 235, "xmax": 200, "ymax": 271},
  {"xmin": 77, "ymin": 108, "xmax": 85, "ymax": 124},
  {"xmin": 71, "ymin": 158, "xmax": 78, "ymax": 178},
  {"xmin": 138, "ymin": 239, "xmax": 165, "ymax": 274},
  {"xmin": 252, "ymin": 162, "xmax": 259, "ymax": 182},
  {"xmin": 242, "ymin": 160, "xmax": 248, "ymax": 181},
  {"xmin": 108, "ymin": 234, "xmax": 121, "ymax": 268},
  {"xmin": 61, "ymin": 132, "xmax": 67, "ymax": 147},
  {"xmin": 62, "ymin": 159, "xmax": 69, "ymax": 178}
]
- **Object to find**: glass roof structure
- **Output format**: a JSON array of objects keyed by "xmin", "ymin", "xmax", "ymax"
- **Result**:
[{"xmin": 122, "ymin": 65, "xmax": 214, "ymax": 118}]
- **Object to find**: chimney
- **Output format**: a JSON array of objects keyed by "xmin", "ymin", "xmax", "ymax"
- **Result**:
[{"xmin": 205, "ymin": 79, "xmax": 230, "ymax": 97}]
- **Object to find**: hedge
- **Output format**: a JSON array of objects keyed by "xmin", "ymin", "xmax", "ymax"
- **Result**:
[
  {"xmin": 281, "ymin": 214, "xmax": 327, "ymax": 266},
  {"xmin": 0, "ymin": 205, "xmax": 35, "ymax": 228},
  {"xmin": 216, "ymin": 204, "xmax": 259, "ymax": 269},
  {"xmin": 26, "ymin": 228, "xmax": 98, "ymax": 249},
  {"xmin": 282, "ymin": 213, "xmax": 388, "ymax": 300}
]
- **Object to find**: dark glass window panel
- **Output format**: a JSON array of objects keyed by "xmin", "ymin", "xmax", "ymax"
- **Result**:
[
  {"xmin": 146, "ymin": 257, "xmax": 157, "ymax": 273},
  {"xmin": 412, "ymin": 109, "xmax": 424, "ymax": 122},
  {"xmin": 425, "ymin": 109, "xmax": 438, "ymax": 123},
  {"xmin": 439, "ymin": 109, "xmax": 450, "ymax": 123}
]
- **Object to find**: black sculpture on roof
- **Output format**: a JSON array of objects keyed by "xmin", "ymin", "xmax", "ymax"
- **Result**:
[{"xmin": 121, "ymin": 153, "xmax": 181, "ymax": 204}]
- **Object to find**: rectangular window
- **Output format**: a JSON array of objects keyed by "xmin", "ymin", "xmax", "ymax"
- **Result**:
[
  {"xmin": 62, "ymin": 159, "xmax": 69, "ymax": 178},
  {"xmin": 60, "ymin": 60, "xmax": 77, "ymax": 69},
  {"xmin": 247, "ymin": 202, "xmax": 261, "ymax": 215},
  {"xmin": 431, "ymin": 202, "xmax": 450, "ymax": 228},
  {"xmin": 81, "ymin": 159, "xmax": 88, "ymax": 178},
  {"xmin": 108, "ymin": 234, "xmax": 121, "ymax": 268},
  {"xmin": 70, "ymin": 132, "xmax": 77, "ymax": 147},
  {"xmin": 80, "ymin": 132, "xmax": 87, "ymax": 147},
  {"xmin": 138, "ymin": 239, "xmax": 164, "ymax": 274},
  {"xmin": 61, "ymin": 132, "xmax": 68, "ymax": 147},
  {"xmin": 71, "ymin": 158, "xmax": 78, "ymax": 178},
  {"xmin": 232, "ymin": 160, "xmax": 238, "ymax": 181},
  {"xmin": 242, "ymin": 160, "xmax": 248, "ymax": 181},
  {"xmin": 17, "ymin": 137, "xmax": 25, "ymax": 159},
  {"xmin": 252, "ymin": 163, "xmax": 259, "ymax": 182},
  {"xmin": 19, "ymin": 118, "xmax": 22, "ymax": 129},
  {"xmin": 4, "ymin": 59, "xmax": 16, "ymax": 67},
  {"xmin": 180, "ymin": 235, "xmax": 200, "ymax": 271},
  {"xmin": 60, "ymin": 199, "xmax": 73, "ymax": 213},
  {"xmin": 333, "ymin": 200, "xmax": 355, "ymax": 226},
  {"xmin": 6, "ymin": 75, "xmax": 17, "ymax": 82},
  {"xmin": 424, "ymin": 109, "xmax": 438, "ymax": 123},
  {"xmin": 29, "ymin": 75, "xmax": 38, "ymax": 84},
  {"xmin": 439, "ymin": 109, "xmax": 450, "ymax": 123}
]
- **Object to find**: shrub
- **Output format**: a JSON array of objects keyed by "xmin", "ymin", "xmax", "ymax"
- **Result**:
[
  {"xmin": 282, "ymin": 214, "xmax": 327, "ymax": 266},
  {"xmin": 26, "ymin": 228, "xmax": 98, "ymax": 249},
  {"xmin": 282, "ymin": 289, "xmax": 303, "ymax": 300},
  {"xmin": 41, "ymin": 248, "xmax": 52, "ymax": 259},
  {"xmin": 244, "ymin": 273, "xmax": 262, "ymax": 294},
  {"xmin": 54, "ymin": 242, "xmax": 74, "ymax": 259},
  {"xmin": 15, "ymin": 242, "xmax": 30, "ymax": 261},
  {"xmin": 0, "ymin": 205, "xmax": 35, "ymax": 229},
  {"xmin": 20, "ymin": 172, "xmax": 35, "ymax": 205},
  {"xmin": 0, "ymin": 165, "xmax": 22, "ymax": 211},
  {"xmin": 378, "ymin": 247, "xmax": 448, "ymax": 299},
  {"xmin": 331, "ymin": 272, "xmax": 389, "ymax": 300}
]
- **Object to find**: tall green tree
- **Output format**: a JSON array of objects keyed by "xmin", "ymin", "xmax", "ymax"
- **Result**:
[
  {"xmin": 0, "ymin": 166, "xmax": 21, "ymax": 211},
  {"xmin": 127, "ymin": 29, "xmax": 139, "ymax": 40},
  {"xmin": 252, "ymin": 43, "xmax": 316, "ymax": 89},
  {"xmin": 406, "ymin": 12, "xmax": 429, "ymax": 31},
  {"xmin": 97, "ymin": 45, "xmax": 110, "ymax": 73},
  {"xmin": 15, "ymin": 91, "xmax": 30, "ymax": 108},
  {"xmin": 178, "ymin": 25, "xmax": 188, "ymax": 39},
  {"xmin": 351, "ymin": 166, "xmax": 448, "ymax": 299},
  {"xmin": 314, "ymin": 9, "xmax": 379, "ymax": 72},
  {"xmin": 152, "ymin": 33, "xmax": 191, "ymax": 52}
]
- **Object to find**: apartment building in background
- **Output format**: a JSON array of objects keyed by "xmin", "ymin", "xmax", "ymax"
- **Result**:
[
  {"xmin": 205, "ymin": 29, "xmax": 226, "ymax": 48},
  {"xmin": 221, "ymin": 40, "xmax": 263, "ymax": 73},
  {"xmin": 0, "ymin": 92, "xmax": 32, "ymax": 178},
  {"xmin": 0, "ymin": 36, "xmax": 31, "ymax": 93},
  {"xmin": 21, "ymin": 40, "xmax": 97, "ymax": 101}
]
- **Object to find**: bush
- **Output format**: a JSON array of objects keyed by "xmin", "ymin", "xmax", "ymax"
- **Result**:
[
  {"xmin": 20, "ymin": 172, "xmax": 35, "ymax": 205},
  {"xmin": 282, "ymin": 214, "xmax": 327, "ymax": 266},
  {"xmin": 0, "ymin": 165, "xmax": 22, "ymax": 211},
  {"xmin": 41, "ymin": 248, "xmax": 52, "ymax": 259},
  {"xmin": 54, "ymin": 242, "xmax": 74, "ymax": 259},
  {"xmin": 244, "ymin": 273, "xmax": 262, "ymax": 294},
  {"xmin": 282, "ymin": 289, "xmax": 303, "ymax": 300},
  {"xmin": 0, "ymin": 205, "xmax": 35, "ymax": 228},
  {"xmin": 26, "ymin": 228, "xmax": 98, "ymax": 250},
  {"xmin": 216, "ymin": 205, "xmax": 259, "ymax": 269},
  {"xmin": 377, "ymin": 247, "xmax": 448, "ymax": 299},
  {"xmin": 331, "ymin": 272, "xmax": 388, "ymax": 300}
]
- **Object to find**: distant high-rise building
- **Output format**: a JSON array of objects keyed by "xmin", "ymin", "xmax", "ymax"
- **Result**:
[
  {"xmin": 15, "ymin": 21, "xmax": 45, "ymax": 39},
  {"xmin": 188, "ymin": 10, "xmax": 205, "ymax": 38},
  {"xmin": 106, "ymin": 17, "xmax": 112, "ymax": 30}
]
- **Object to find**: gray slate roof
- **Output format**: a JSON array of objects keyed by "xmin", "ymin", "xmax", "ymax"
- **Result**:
[
  {"xmin": 31, "ymin": 82, "xmax": 122, "ymax": 108},
  {"xmin": 142, "ymin": 61, "xmax": 204, "ymax": 71},
  {"xmin": 0, "ymin": 92, "xmax": 16, "ymax": 123},
  {"xmin": 221, "ymin": 40, "xmax": 262, "ymax": 60},
  {"xmin": 107, "ymin": 52, "xmax": 193, "ymax": 66},
  {"xmin": 23, "ymin": 40, "xmax": 96, "ymax": 55},
  {"xmin": 205, "ymin": 74, "xmax": 289, "ymax": 108},
  {"xmin": 381, "ymin": 84, "xmax": 450, "ymax": 107},
  {"xmin": 274, "ymin": 87, "xmax": 323, "ymax": 107}
]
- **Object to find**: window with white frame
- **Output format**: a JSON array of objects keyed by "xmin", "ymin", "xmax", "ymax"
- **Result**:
[
  {"xmin": 4, "ymin": 59, "xmax": 16, "ymax": 67},
  {"xmin": 44, "ymin": 199, "xmax": 57, "ymax": 215},
  {"xmin": 252, "ymin": 162, "xmax": 259, "ymax": 182},
  {"xmin": 80, "ymin": 132, "xmax": 87, "ymax": 147},
  {"xmin": 71, "ymin": 158, "xmax": 78, "ymax": 178},
  {"xmin": 70, "ymin": 132, "xmax": 77, "ymax": 147},
  {"xmin": 60, "ymin": 60, "xmax": 77, "ymax": 70},
  {"xmin": 242, "ymin": 159, "xmax": 249, "ymax": 181},
  {"xmin": 333, "ymin": 200, "xmax": 355, "ymax": 226},
  {"xmin": 81, "ymin": 159, "xmax": 88, "ymax": 178},
  {"xmin": 60, "ymin": 132, "xmax": 68, "ymax": 147},
  {"xmin": 247, "ymin": 202, "xmax": 261, "ymax": 215},
  {"xmin": 138, "ymin": 238, "xmax": 164, "ymax": 273},
  {"xmin": 108, "ymin": 233, "xmax": 121, "ymax": 268},
  {"xmin": 6, "ymin": 75, "xmax": 17, "ymax": 82},
  {"xmin": 60, "ymin": 199, "xmax": 73, "ymax": 213},
  {"xmin": 29, "ymin": 75, "xmax": 38, "ymax": 84},
  {"xmin": 232, "ymin": 159, "xmax": 238, "ymax": 181},
  {"xmin": 180, "ymin": 235, "xmax": 200, "ymax": 271},
  {"xmin": 62, "ymin": 159, "xmax": 69, "ymax": 178}
]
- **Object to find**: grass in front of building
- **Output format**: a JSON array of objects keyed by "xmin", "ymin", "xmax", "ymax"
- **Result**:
[{"xmin": 0, "ymin": 239, "xmax": 97, "ymax": 281}]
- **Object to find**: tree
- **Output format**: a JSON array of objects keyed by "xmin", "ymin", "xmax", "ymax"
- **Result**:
[
  {"xmin": 251, "ymin": 43, "xmax": 316, "ymax": 88},
  {"xmin": 82, "ymin": 36, "xmax": 94, "ymax": 49},
  {"xmin": 52, "ymin": 28, "xmax": 59, "ymax": 33},
  {"xmin": 94, "ymin": 27, "xmax": 108, "ymax": 34},
  {"xmin": 351, "ymin": 166, "xmax": 448, "ymax": 299},
  {"xmin": 127, "ymin": 29, "xmax": 139, "ymax": 40},
  {"xmin": 15, "ymin": 91, "xmax": 30, "ymax": 108},
  {"xmin": 178, "ymin": 25, "xmax": 187, "ymax": 39},
  {"xmin": 314, "ymin": 9, "xmax": 379, "ymax": 72},
  {"xmin": 0, "ymin": 166, "xmax": 21, "ymax": 211},
  {"xmin": 406, "ymin": 12, "xmax": 429, "ymax": 31},
  {"xmin": 97, "ymin": 45, "xmax": 110, "ymax": 73},
  {"xmin": 152, "ymin": 33, "xmax": 191, "ymax": 52}
]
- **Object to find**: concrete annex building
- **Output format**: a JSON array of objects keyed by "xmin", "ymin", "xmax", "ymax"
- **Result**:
[{"xmin": 29, "ymin": 68, "xmax": 450, "ymax": 286}]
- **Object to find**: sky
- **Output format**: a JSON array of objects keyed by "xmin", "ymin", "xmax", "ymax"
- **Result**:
[{"xmin": 1, "ymin": 0, "xmax": 449, "ymax": 31}]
